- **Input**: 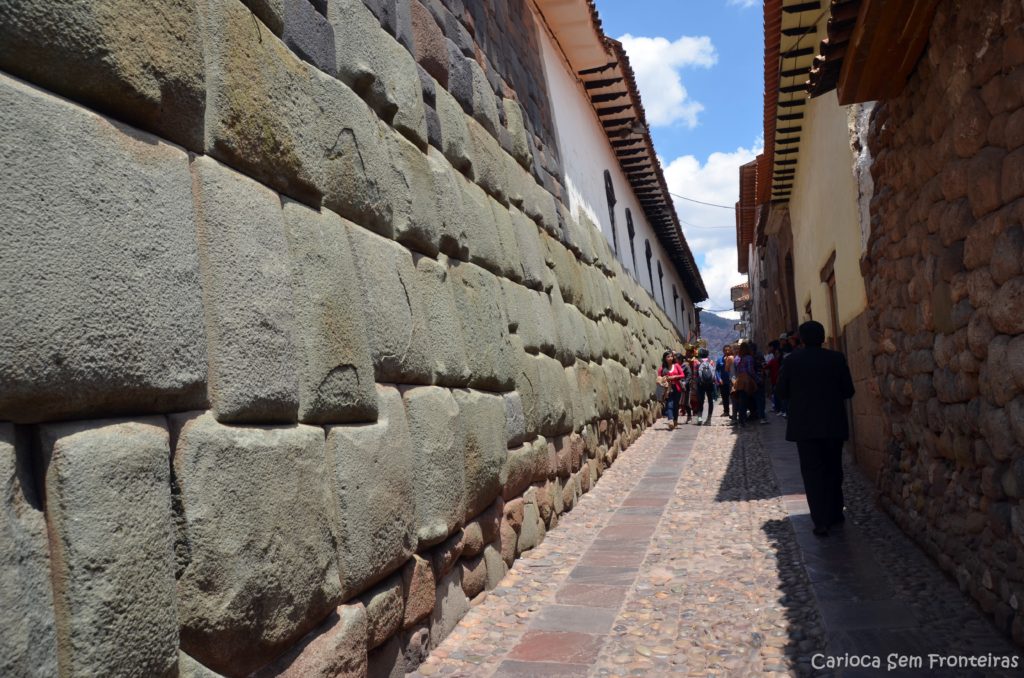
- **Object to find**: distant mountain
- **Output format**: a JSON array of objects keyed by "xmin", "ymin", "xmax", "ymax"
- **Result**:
[{"xmin": 700, "ymin": 313, "xmax": 741, "ymax": 358}]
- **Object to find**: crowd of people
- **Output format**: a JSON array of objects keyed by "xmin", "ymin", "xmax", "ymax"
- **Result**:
[
  {"xmin": 656, "ymin": 321, "xmax": 857, "ymax": 537},
  {"xmin": 655, "ymin": 330, "xmax": 807, "ymax": 430}
]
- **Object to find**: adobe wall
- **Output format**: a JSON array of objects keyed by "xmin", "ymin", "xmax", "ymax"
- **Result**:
[
  {"xmin": 863, "ymin": 0, "xmax": 1024, "ymax": 645},
  {"xmin": 0, "ymin": 1, "xmax": 685, "ymax": 675}
]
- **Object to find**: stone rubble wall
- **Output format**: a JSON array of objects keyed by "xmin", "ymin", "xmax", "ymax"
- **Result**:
[
  {"xmin": 0, "ymin": 1, "xmax": 686, "ymax": 676},
  {"xmin": 864, "ymin": 0, "xmax": 1024, "ymax": 646}
]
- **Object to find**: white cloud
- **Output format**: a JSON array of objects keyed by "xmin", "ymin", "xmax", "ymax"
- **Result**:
[
  {"xmin": 662, "ymin": 138, "xmax": 763, "ymax": 315},
  {"xmin": 727, "ymin": 0, "xmax": 758, "ymax": 7},
  {"xmin": 618, "ymin": 34, "xmax": 717, "ymax": 128}
]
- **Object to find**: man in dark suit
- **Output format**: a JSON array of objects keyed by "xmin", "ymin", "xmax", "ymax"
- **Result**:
[{"xmin": 775, "ymin": 321, "xmax": 855, "ymax": 536}]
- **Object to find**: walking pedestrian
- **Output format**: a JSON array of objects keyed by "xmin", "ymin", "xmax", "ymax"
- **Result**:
[
  {"xmin": 766, "ymin": 340, "xmax": 781, "ymax": 413},
  {"xmin": 775, "ymin": 321, "xmax": 855, "ymax": 537},
  {"xmin": 658, "ymin": 350, "xmax": 685, "ymax": 430},
  {"xmin": 717, "ymin": 344, "xmax": 733, "ymax": 418},
  {"xmin": 676, "ymin": 350, "xmax": 693, "ymax": 424},
  {"xmin": 751, "ymin": 342, "xmax": 769, "ymax": 425},
  {"xmin": 733, "ymin": 343, "xmax": 759, "ymax": 426},
  {"xmin": 694, "ymin": 348, "xmax": 718, "ymax": 425}
]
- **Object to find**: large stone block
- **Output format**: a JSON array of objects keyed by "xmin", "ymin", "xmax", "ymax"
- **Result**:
[
  {"xmin": 467, "ymin": 117, "xmax": 509, "ymax": 204},
  {"xmin": 504, "ymin": 392, "xmax": 527, "ymax": 448},
  {"xmin": 345, "ymin": 224, "xmax": 431, "ymax": 383},
  {"xmin": 456, "ymin": 171, "xmax": 506, "ymax": 274},
  {"xmin": 503, "ymin": 98, "xmax": 532, "ymax": 168},
  {"xmin": 204, "ymin": 0, "xmax": 323, "ymax": 203},
  {"xmin": 501, "ymin": 441, "xmax": 549, "ymax": 500},
  {"xmin": 192, "ymin": 156, "xmax": 300, "ymax": 423},
  {"xmin": 256, "ymin": 603, "xmax": 368, "ymax": 678},
  {"xmin": 511, "ymin": 206, "xmax": 549, "ymax": 291},
  {"xmin": 0, "ymin": 0, "xmax": 205, "ymax": 150},
  {"xmin": 428, "ymin": 568, "xmax": 470, "ymax": 650},
  {"xmin": 328, "ymin": 0, "xmax": 427, "ymax": 148},
  {"xmin": 489, "ymin": 199, "xmax": 526, "ymax": 282},
  {"xmin": 402, "ymin": 386, "xmax": 465, "ymax": 546},
  {"xmin": 283, "ymin": 0, "xmax": 336, "ymax": 75},
  {"xmin": 448, "ymin": 261, "xmax": 516, "ymax": 391},
  {"xmin": 368, "ymin": 634, "xmax": 405, "ymax": 678},
  {"xmin": 39, "ymin": 418, "xmax": 178, "ymax": 677},
  {"xmin": 317, "ymin": 73, "xmax": 407, "ymax": 237},
  {"xmin": 448, "ymin": 49, "xmax": 500, "ymax": 138},
  {"xmin": 389, "ymin": 133, "xmax": 443, "ymax": 256},
  {"xmin": 413, "ymin": 254, "xmax": 473, "ymax": 385},
  {"xmin": 401, "ymin": 555, "xmax": 435, "ymax": 628},
  {"xmin": 327, "ymin": 385, "xmax": 416, "ymax": 598},
  {"xmin": 435, "ymin": 82, "xmax": 473, "ymax": 174},
  {"xmin": 282, "ymin": 200, "xmax": 377, "ymax": 423},
  {"xmin": 411, "ymin": 0, "xmax": 448, "ymax": 87},
  {"xmin": 170, "ymin": 412, "xmax": 340, "ymax": 675},
  {"xmin": 359, "ymin": 575, "xmax": 404, "ymax": 650},
  {"xmin": 0, "ymin": 74, "xmax": 207, "ymax": 424},
  {"xmin": 0, "ymin": 425, "xmax": 56, "ymax": 677},
  {"xmin": 533, "ymin": 354, "xmax": 574, "ymax": 437},
  {"xmin": 453, "ymin": 389, "xmax": 507, "ymax": 520}
]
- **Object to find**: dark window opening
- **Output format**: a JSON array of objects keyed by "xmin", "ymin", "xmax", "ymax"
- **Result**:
[
  {"xmin": 626, "ymin": 209, "xmax": 637, "ymax": 274},
  {"xmin": 672, "ymin": 285, "xmax": 679, "ymax": 325},
  {"xmin": 604, "ymin": 170, "xmax": 619, "ymax": 258},
  {"xmin": 644, "ymin": 239, "xmax": 654, "ymax": 293},
  {"xmin": 657, "ymin": 261, "xmax": 665, "ymax": 309}
]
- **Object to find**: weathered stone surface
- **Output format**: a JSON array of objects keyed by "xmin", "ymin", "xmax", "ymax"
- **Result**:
[
  {"xmin": 0, "ymin": 424, "xmax": 56, "ymax": 677},
  {"xmin": 402, "ymin": 623, "xmax": 431, "ymax": 671},
  {"xmin": 240, "ymin": 0, "xmax": 285, "ymax": 33},
  {"xmin": 179, "ymin": 651, "xmax": 228, "ymax": 678},
  {"xmin": 282, "ymin": 200, "xmax": 377, "ymax": 423},
  {"xmin": 413, "ymin": 253, "xmax": 473, "ymax": 385},
  {"xmin": 448, "ymin": 47, "xmax": 500, "ymax": 137},
  {"xmin": 504, "ymin": 392, "xmax": 527, "ymax": 447},
  {"xmin": 435, "ymin": 82, "xmax": 473, "ymax": 174},
  {"xmin": 0, "ymin": 75, "xmax": 207, "ymax": 424},
  {"xmin": 257, "ymin": 603, "xmax": 368, "ymax": 678},
  {"xmin": 511, "ymin": 206, "xmax": 550, "ymax": 290},
  {"xmin": 501, "ymin": 442, "xmax": 548, "ymax": 500},
  {"xmin": 389, "ymin": 132, "xmax": 442, "ymax": 256},
  {"xmin": 453, "ymin": 389, "xmax": 507, "ymax": 519},
  {"xmin": 204, "ymin": 0, "xmax": 323, "ymax": 202},
  {"xmin": 402, "ymin": 555, "xmax": 435, "ymax": 628},
  {"xmin": 503, "ymin": 98, "xmax": 532, "ymax": 167},
  {"xmin": 328, "ymin": 0, "xmax": 427, "ymax": 147},
  {"xmin": 326, "ymin": 385, "xmax": 416, "ymax": 598},
  {"xmin": 403, "ymin": 386, "xmax": 465, "ymax": 546},
  {"xmin": 467, "ymin": 117, "xmax": 509, "ymax": 204},
  {"xmin": 170, "ymin": 412, "xmax": 340, "ymax": 675},
  {"xmin": 448, "ymin": 261, "xmax": 516, "ymax": 391},
  {"xmin": 283, "ymin": 0, "xmax": 336, "ymax": 75},
  {"xmin": 517, "ymin": 495, "xmax": 544, "ymax": 553},
  {"xmin": 428, "ymin": 568, "xmax": 470, "ymax": 650},
  {"xmin": 359, "ymin": 575, "xmax": 404, "ymax": 650},
  {"xmin": 533, "ymin": 353, "xmax": 575, "ymax": 436},
  {"xmin": 317, "ymin": 74, "xmax": 407, "ymax": 237},
  {"xmin": 411, "ymin": 0, "xmax": 448, "ymax": 87},
  {"xmin": 483, "ymin": 544, "xmax": 508, "ymax": 590},
  {"xmin": 490, "ymin": 198, "xmax": 527, "ymax": 282},
  {"xmin": 0, "ymin": 0, "xmax": 206, "ymax": 150},
  {"xmin": 461, "ymin": 554, "xmax": 488, "ymax": 598},
  {"xmin": 456, "ymin": 171, "xmax": 506, "ymax": 273},
  {"xmin": 368, "ymin": 634, "xmax": 405, "ymax": 678},
  {"xmin": 345, "ymin": 223, "xmax": 431, "ymax": 384},
  {"xmin": 40, "ymin": 418, "xmax": 178, "ymax": 677},
  {"xmin": 192, "ymin": 156, "xmax": 300, "ymax": 424},
  {"xmin": 431, "ymin": 529, "xmax": 466, "ymax": 580},
  {"xmin": 362, "ymin": 0, "xmax": 414, "ymax": 51},
  {"xmin": 989, "ymin": 276, "xmax": 1024, "ymax": 334},
  {"xmin": 502, "ymin": 279, "xmax": 559, "ymax": 355}
]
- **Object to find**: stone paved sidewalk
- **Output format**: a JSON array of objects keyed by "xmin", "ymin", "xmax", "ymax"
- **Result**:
[{"xmin": 413, "ymin": 415, "xmax": 1022, "ymax": 677}]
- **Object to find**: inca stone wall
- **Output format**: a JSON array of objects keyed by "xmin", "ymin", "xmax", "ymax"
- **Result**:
[
  {"xmin": 0, "ymin": 1, "xmax": 686, "ymax": 675},
  {"xmin": 864, "ymin": 0, "xmax": 1024, "ymax": 646}
]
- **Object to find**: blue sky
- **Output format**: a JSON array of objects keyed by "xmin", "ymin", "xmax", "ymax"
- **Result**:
[{"xmin": 595, "ymin": 0, "xmax": 764, "ymax": 316}]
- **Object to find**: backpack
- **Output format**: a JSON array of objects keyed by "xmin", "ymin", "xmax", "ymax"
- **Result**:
[{"xmin": 698, "ymin": 359, "xmax": 715, "ymax": 386}]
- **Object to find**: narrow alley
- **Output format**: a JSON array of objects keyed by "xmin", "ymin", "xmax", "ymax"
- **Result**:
[{"xmin": 414, "ymin": 418, "xmax": 1021, "ymax": 677}]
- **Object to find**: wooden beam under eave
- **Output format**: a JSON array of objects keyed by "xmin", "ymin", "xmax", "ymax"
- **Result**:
[{"xmin": 837, "ymin": 0, "xmax": 940, "ymax": 105}]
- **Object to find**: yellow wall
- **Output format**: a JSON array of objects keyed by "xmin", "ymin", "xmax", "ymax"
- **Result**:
[{"xmin": 787, "ymin": 88, "xmax": 867, "ymax": 336}]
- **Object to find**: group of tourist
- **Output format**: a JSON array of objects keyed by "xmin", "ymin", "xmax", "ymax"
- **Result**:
[
  {"xmin": 656, "ymin": 332, "xmax": 803, "ymax": 429},
  {"xmin": 656, "ymin": 321, "xmax": 857, "ymax": 537}
]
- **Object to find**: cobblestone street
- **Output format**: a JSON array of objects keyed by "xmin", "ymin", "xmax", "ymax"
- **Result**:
[{"xmin": 414, "ymin": 416, "xmax": 1022, "ymax": 677}]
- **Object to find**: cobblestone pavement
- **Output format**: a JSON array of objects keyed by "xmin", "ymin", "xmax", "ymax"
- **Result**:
[{"xmin": 414, "ymin": 415, "xmax": 1022, "ymax": 677}]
